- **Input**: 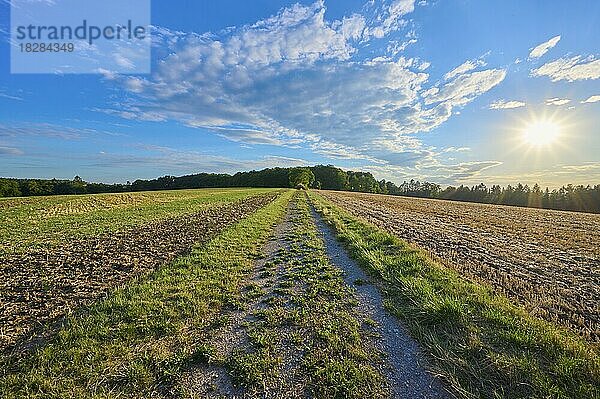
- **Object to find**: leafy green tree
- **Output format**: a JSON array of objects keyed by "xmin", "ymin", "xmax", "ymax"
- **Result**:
[
  {"xmin": 347, "ymin": 171, "xmax": 380, "ymax": 192},
  {"xmin": 310, "ymin": 165, "xmax": 348, "ymax": 190},
  {"xmin": 288, "ymin": 167, "xmax": 315, "ymax": 188},
  {"xmin": 0, "ymin": 179, "xmax": 21, "ymax": 197},
  {"xmin": 23, "ymin": 180, "xmax": 41, "ymax": 196}
]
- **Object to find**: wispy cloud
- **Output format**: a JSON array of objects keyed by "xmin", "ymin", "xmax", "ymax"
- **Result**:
[
  {"xmin": 0, "ymin": 92, "xmax": 23, "ymax": 101},
  {"xmin": 364, "ymin": 160, "xmax": 502, "ymax": 185},
  {"xmin": 0, "ymin": 146, "xmax": 24, "ymax": 156},
  {"xmin": 489, "ymin": 99, "xmax": 526, "ymax": 109},
  {"xmin": 545, "ymin": 97, "xmax": 571, "ymax": 106},
  {"xmin": 365, "ymin": 0, "xmax": 416, "ymax": 38},
  {"xmin": 528, "ymin": 35, "xmax": 561, "ymax": 59},
  {"xmin": 0, "ymin": 122, "xmax": 120, "ymax": 140},
  {"xmin": 444, "ymin": 59, "xmax": 486, "ymax": 81},
  {"xmin": 425, "ymin": 69, "xmax": 506, "ymax": 107},
  {"xmin": 581, "ymin": 95, "xmax": 600, "ymax": 104},
  {"xmin": 468, "ymin": 163, "xmax": 600, "ymax": 188},
  {"xmin": 93, "ymin": 145, "xmax": 309, "ymax": 175},
  {"xmin": 531, "ymin": 56, "xmax": 600, "ymax": 81}
]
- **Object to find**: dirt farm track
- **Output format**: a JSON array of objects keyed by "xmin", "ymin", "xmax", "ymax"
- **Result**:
[{"xmin": 320, "ymin": 190, "xmax": 600, "ymax": 341}]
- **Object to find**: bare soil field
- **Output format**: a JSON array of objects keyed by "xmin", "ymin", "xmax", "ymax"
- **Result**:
[
  {"xmin": 319, "ymin": 190, "xmax": 600, "ymax": 340},
  {"xmin": 0, "ymin": 193, "xmax": 278, "ymax": 353}
]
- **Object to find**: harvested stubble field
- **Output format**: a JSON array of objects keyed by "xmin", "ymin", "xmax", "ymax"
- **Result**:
[
  {"xmin": 0, "ymin": 188, "xmax": 280, "ymax": 352},
  {"xmin": 318, "ymin": 190, "xmax": 600, "ymax": 341}
]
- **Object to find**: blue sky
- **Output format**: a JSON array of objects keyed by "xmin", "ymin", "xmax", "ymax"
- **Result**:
[{"xmin": 0, "ymin": 0, "xmax": 599, "ymax": 187}]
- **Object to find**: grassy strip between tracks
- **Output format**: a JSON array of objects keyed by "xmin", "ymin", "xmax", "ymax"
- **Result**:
[
  {"xmin": 0, "ymin": 190, "xmax": 293, "ymax": 398},
  {"xmin": 275, "ymin": 193, "xmax": 385, "ymax": 398},
  {"xmin": 200, "ymin": 192, "xmax": 386, "ymax": 398},
  {"xmin": 309, "ymin": 192, "xmax": 600, "ymax": 399}
]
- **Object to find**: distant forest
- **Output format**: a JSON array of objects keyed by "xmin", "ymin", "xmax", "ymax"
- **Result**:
[{"xmin": 1, "ymin": 165, "xmax": 599, "ymax": 213}]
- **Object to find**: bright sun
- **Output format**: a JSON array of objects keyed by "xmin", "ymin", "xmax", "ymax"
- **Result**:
[{"xmin": 522, "ymin": 120, "xmax": 561, "ymax": 147}]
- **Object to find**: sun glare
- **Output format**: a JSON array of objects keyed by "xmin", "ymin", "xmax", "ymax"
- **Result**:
[{"xmin": 522, "ymin": 119, "xmax": 561, "ymax": 147}]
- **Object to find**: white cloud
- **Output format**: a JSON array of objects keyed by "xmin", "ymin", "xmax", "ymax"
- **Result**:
[
  {"xmin": 101, "ymin": 1, "xmax": 507, "ymax": 182},
  {"xmin": 442, "ymin": 146, "xmax": 470, "ymax": 153},
  {"xmin": 363, "ymin": 160, "xmax": 502, "ymax": 185},
  {"xmin": 0, "ymin": 122, "xmax": 120, "ymax": 140},
  {"xmin": 114, "ymin": 54, "xmax": 135, "ymax": 70},
  {"xmin": 444, "ymin": 59, "xmax": 486, "ymax": 80},
  {"xmin": 124, "ymin": 77, "xmax": 145, "ymax": 93},
  {"xmin": 418, "ymin": 61, "xmax": 430, "ymax": 70},
  {"xmin": 489, "ymin": 99, "xmax": 526, "ymax": 109},
  {"xmin": 545, "ymin": 97, "xmax": 571, "ymax": 106},
  {"xmin": 387, "ymin": 39, "xmax": 417, "ymax": 56},
  {"xmin": 95, "ymin": 68, "xmax": 118, "ymax": 80},
  {"xmin": 439, "ymin": 161, "xmax": 503, "ymax": 182},
  {"xmin": 389, "ymin": 0, "xmax": 416, "ymax": 17},
  {"xmin": 528, "ymin": 35, "xmax": 561, "ymax": 59},
  {"xmin": 0, "ymin": 92, "xmax": 23, "ymax": 101},
  {"xmin": 469, "ymin": 163, "xmax": 600, "ymax": 188},
  {"xmin": 582, "ymin": 95, "xmax": 600, "ymax": 104},
  {"xmin": 560, "ymin": 162, "xmax": 600, "ymax": 172},
  {"xmin": 377, "ymin": 0, "xmax": 415, "ymax": 36},
  {"xmin": 425, "ymin": 69, "xmax": 507, "ymax": 106},
  {"xmin": 531, "ymin": 56, "xmax": 600, "ymax": 82},
  {"xmin": 92, "ymin": 145, "xmax": 310, "ymax": 175}
]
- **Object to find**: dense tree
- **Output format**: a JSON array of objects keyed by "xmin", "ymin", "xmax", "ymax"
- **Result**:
[
  {"xmin": 436, "ymin": 182, "xmax": 600, "ymax": 213},
  {"xmin": 311, "ymin": 165, "xmax": 348, "ymax": 190},
  {"xmin": 347, "ymin": 171, "xmax": 380, "ymax": 193},
  {"xmin": 0, "ymin": 179, "xmax": 21, "ymax": 197}
]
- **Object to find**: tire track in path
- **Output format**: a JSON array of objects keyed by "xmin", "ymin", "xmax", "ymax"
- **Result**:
[
  {"xmin": 181, "ymin": 196, "xmax": 304, "ymax": 398},
  {"xmin": 308, "ymin": 195, "xmax": 450, "ymax": 399}
]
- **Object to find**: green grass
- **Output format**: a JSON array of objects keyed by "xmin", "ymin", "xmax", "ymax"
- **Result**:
[
  {"xmin": 195, "ymin": 193, "xmax": 387, "ymax": 398},
  {"xmin": 0, "ymin": 188, "xmax": 279, "ymax": 254},
  {"xmin": 309, "ymin": 192, "xmax": 600, "ymax": 399},
  {"xmin": 264, "ymin": 194, "xmax": 386, "ymax": 398},
  {"xmin": 0, "ymin": 190, "xmax": 293, "ymax": 398},
  {"xmin": 8, "ymin": 187, "xmax": 595, "ymax": 397}
]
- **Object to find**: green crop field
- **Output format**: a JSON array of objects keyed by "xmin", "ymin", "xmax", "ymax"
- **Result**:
[{"xmin": 1, "ymin": 188, "xmax": 598, "ymax": 398}]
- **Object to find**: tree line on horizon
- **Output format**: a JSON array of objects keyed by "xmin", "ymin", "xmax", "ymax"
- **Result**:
[{"xmin": 1, "ymin": 165, "xmax": 599, "ymax": 213}]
